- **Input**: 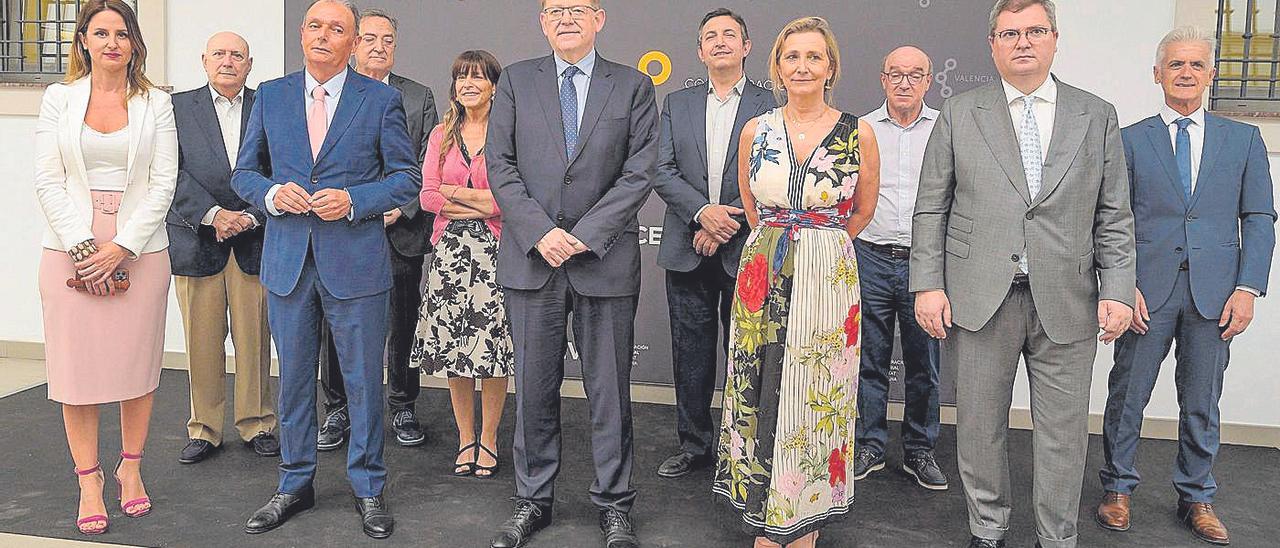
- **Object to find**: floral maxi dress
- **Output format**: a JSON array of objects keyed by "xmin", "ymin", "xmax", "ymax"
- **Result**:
[{"xmin": 713, "ymin": 108, "xmax": 862, "ymax": 544}]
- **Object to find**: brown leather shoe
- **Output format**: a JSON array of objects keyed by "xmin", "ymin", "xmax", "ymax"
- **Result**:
[
  {"xmin": 1095, "ymin": 491, "xmax": 1131, "ymax": 531},
  {"xmin": 1178, "ymin": 501, "xmax": 1230, "ymax": 545}
]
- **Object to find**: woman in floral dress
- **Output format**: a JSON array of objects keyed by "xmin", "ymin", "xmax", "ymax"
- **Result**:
[{"xmin": 712, "ymin": 17, "xmax": 880, "ymax": 548}]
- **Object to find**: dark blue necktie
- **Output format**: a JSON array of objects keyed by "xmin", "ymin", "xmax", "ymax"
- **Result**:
[
  {"xmin": 560, "ymin": 65, "xmax": 581, "ymax": 159},
  {"xmin": 1175, "ymin": 117, "xmax": 1193, "ymax": 201}
]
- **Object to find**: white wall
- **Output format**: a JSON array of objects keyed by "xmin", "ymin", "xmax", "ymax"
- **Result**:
[{"xmin": 0, "ymin": 0, "xmax": 1275, "ymax": 429}]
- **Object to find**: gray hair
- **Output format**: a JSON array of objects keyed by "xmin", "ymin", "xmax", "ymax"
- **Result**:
[
  {"xmin": 359, "ymin": 7, "xmax": 397, "ymax": 32},
  {"xmin": 306, "ymin": 0, "xmax": 360, "ymax": 28},
  {"xmin": 989, "ymin": 0, "xmax": 1057, "ymax": 35},
  {"xmin": 1156, "ymin": 25, "xmax": 1216, "ymax": 65}
]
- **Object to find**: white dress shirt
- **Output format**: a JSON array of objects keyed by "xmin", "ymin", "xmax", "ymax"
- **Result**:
[
  {"xmin": 1159, "ymin": 104, "xmax": 1205, "ymax": 193},
  {"xmin": 80, "ymin": 125, "xmax": 130, "ymax": 191},
  {"xmin": 265, "ymin": 68, "xmax": 351, "ymax": 217},
  {"xmin": 201, "ymin": 85, "xmax": 259, "ymax": 227},
  {"xmin": 860, "ymin": 101, "xmax": 938, "ymax": 247},
  {"xmin": 554, "ymin": 49, "xmax": 596, "ymax": 132},
  {"xmin": 694, "ymin": 76, "xmax": 746, "ymax": 223},
  {"xmin": 1002, "ymin": 76, "xmax": 1056, "ymax": 164}
]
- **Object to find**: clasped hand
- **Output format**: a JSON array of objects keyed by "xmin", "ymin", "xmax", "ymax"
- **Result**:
[
  {"xmin": 697, "ymin": 204, "xmax": 744, "ymax": 244},
  {"xmin": 536, "ymin": 228, "xmax": 589, "ymax": 268},
  {"xmin": 211, "ymin": 209, "xmax": 255, "ymax": 242},
  {"xmin": 74, "ymin": 241, "xmax": 130, "ymax": 296},
  {"xmin": 273, "ymin": 182, "xmax": 352, "ymax": 221}
]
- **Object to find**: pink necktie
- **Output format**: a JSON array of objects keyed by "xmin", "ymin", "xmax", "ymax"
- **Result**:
[{"xmin": 308, "ymin": 86, "xmax": 328, "ymax": 160}]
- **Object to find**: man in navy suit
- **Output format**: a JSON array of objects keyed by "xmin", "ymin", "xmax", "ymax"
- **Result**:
[
  {"xmin": 1096, "ymin": 26, "xmax": 1275, "ymax": 546},
  {"xmin": 651, "ymin": 8, "xmax": 774, "ymax": 479},
  {"xmin": 231, "ymin": 0, "xmax": 419, "ymax": 539}
]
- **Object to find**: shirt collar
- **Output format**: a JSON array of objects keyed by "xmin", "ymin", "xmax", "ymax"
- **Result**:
[
  {"xmin": 1159, "ymin": 104, "xmax": 1205, "ymax": 128},
  {"xmin": 381, "ymin": 73, "xmax": 390, "ymax": 85},
  {"xmin": 208, "ymin": 83, "xmax": 244, "ymax": 105},
  {"xmin": 707, "ymin": 76, "xmax": 747, "ymax": 98},
  {"xmin": 305, "ymin": 67, "xmax": 349, "ymax": 100},
  {"xmin": 555, "ymin": 49, "xmax": 597, "ymax": 79},
  {"xmin": 868, "ymin": 101, "xmax": 939, "ymax": 129},
  {"xmin": 1002, "ymin": 75, "xmax": 1057, "ymax": 106}
]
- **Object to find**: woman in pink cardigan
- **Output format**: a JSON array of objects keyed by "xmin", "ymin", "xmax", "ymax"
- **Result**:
[{"xmin": 408, "ymin": 50, "xmax": 511, "ymax": 478}]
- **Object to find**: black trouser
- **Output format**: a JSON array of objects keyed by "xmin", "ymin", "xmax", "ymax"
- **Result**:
[
  {"xmin": 665, "ymin": 258, "xmax": 734, "ymax": 459},
  {"xmin": 320, "ymin": 247, "xmax": 424, "ymax": 413}
]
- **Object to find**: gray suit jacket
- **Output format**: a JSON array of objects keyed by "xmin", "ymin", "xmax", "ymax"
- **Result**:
[
  {"xmin": 910, "ymin": 77, "xmax": 1136, "ymax": 344},
  {"xmin": 386, "ymin": 72, "xmax": 438, "ymax": 257},
  {"xmin": 488, "ymin": 54, "xmax": 658, "ymax": 297},
  {"xmin": 653, "ymin": 81, "xmax": 775, "ymax": 276}
]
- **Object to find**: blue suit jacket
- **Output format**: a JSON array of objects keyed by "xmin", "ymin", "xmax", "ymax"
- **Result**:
[
  {"xmin": 232, "ymin": 70, "xmax": 420, "ymax": 299},
  {"xmin": 1122, "ymin": 113, "xmax": 1276, "ymax": 318}
]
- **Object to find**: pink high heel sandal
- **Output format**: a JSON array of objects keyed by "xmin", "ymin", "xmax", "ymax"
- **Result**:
[
  {"xmin": 114, "ymin": 451, "xmax": 152, "ymax": 518},
  {"xmin": 74, "ymin": 463, "xmax": 109, "ymax": 535}
]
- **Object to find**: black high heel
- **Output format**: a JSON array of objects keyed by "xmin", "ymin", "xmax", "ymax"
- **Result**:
[
  {"xmin": 474, "ymin": 444, "xmax": 500, "ymax": 479},
  {"xmin": 453, "ymin": 443, "xmax": 478, "ymax": 476}
]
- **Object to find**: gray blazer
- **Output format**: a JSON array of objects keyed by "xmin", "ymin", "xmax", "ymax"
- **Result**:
[
  {"xmin": 910, "ymin": 77, "xmax": 1136, "ymax": 344},
  {"xmin": 653, "ymin": 81, "xmax": 775, "ymax": 276},
  {"xmin": 385, "ymin": 72, "xmax": 438, "ymax": 257},
  {"xmin": 488, "ymin": 54, "xmax": 658, "ymax": 297}
]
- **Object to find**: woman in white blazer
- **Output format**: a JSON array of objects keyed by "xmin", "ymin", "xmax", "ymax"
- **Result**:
[{"xmin": 33, "ymin": 1, "xmax": 175, "ymax": 535}]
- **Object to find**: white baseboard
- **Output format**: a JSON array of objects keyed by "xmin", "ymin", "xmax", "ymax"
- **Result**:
[{"xmin": 3, "ymin": 340, "xmax": 1275, "ymax": 448}]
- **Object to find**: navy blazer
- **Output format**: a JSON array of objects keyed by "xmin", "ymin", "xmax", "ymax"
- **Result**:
[
  {"xmin": 167, "ymin": 85, "xmax": 264, "ymax": 277},
  {"xmin": 232, "ymin": 70, "xmax": 420, "ymax": 299},
  {"xmin": 488, "ymin": 54, "xmax": 658, "ymax": 297},
  {"xmin": 653, "ymin": 81, "xmax": 775, "ymax": 276},
  {"xmin": 1123, "ymin": 113, "xmax": 1276, "ymax": 318}
]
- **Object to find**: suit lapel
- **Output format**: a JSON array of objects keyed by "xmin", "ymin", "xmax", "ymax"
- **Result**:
[
  {"xmin": 284, "ymin": 73, "xmax": 311, "ymax": 167},
  {"xmin": 315, "ymin": 73, "xmax": 368, "ymax": 165},
  {"xmin": 691, "ymin": 84, "xmax": 709, "ymax": 172},
  {"xmin": 66, "ymin": 78, "xmax": 92, "ymax": 187},
  {"xmin": 1190, "ymin": 114, "xmax": 1225, "ymax": 209},
  {"xmin": 569, "ymin": 59, "xmax": 615, "ymax": 167},
  {"xmin": 193, "ymin": 87, "xmax": 231, "ymax": 169},
  {"xmin": 124, "ymin": 93, "xmax": 147, "ymax": 181},
  {"xmin": 1142, "ymin": 116, "xmax": 1189, "ymax": 208},
  {"xmin": 240, "ymin": 87, "xmax": 255, "ymax": 142},
  {"xmin": 973, "ymin": 84, "xmax": 1031, "ymax": 204},
  {"xmin": 1032, "ymin": 84, "xmax": 1089, "ymax": 207},
  {"xmin": 724, "ymin": 85, "xmax": 765, "ymax": 180},
  {"xmin": 535, "ymin": 56, "xmax": 570, "ymax": 164}
]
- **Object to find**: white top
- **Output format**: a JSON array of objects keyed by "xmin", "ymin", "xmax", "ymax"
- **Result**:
[
  {"xmin": 1159, "ymin": 104, "xmax": 1205, "ymax": 192},
  {"xmin": 80, "ymin": 124, "xmax": 130, "ymax": 192},
  {"xmin": 201, "ymin": 85, "xmax": 258, "ymax": 227},
  {"xmin": 860, "ymin": 101, "xmax": 939, "ymax": 247},
  {"xmin": 1002, "ymin": 76, "xmax": 1056, "ymax": 164}
]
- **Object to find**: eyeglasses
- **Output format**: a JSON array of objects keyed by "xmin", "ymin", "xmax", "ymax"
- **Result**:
[
  {"xmin": 882, "ymin": 72, "xmax": 928, "ymax": 86},
  {"xmin": 991, "ymin": 26, "xmax": 1053, "ymax": 44},
  {"xmin": 542, "ymin": 5, "xmax": 600, "ymax": 21}
]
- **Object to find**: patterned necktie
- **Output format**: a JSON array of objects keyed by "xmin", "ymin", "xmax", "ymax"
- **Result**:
[
  {"xmin": 308, "ymin": 85, "xmax": 328, "ymax": 160},
  {"xmin": 560, "ymin": 65, "xmax": 581, "ymax": 159},
  {"xmin": 1019, "ymin": 95, "xmax": 1042, "ymax": 198},
  {"xmin": 1175, "ymin": 117, "xmax": 1194, "ymax": 201}
]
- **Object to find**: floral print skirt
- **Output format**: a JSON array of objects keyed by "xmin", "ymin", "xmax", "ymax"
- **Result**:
[
  {"xmin": 712, "ymin": 224, "xmax": 861, "ymax": 544},
  {"xmin": 408, "ymin": 219, "xmax": 514, "ymax": 379}
]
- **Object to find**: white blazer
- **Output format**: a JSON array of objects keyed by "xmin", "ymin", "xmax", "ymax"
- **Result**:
[{"xmin": 34, "ymin": 76, "xmax": 177, "ymax": 254}]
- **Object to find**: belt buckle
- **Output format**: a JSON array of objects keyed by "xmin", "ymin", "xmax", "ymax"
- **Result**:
[{"xmin": 94, "ymin": 196, "xmax": 119, "ymax": 214}]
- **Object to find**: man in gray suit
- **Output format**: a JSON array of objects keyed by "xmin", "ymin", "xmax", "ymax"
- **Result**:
[
  {"xmin": 1095, "ymin": 26, "xmax": 1275, "ymax": 546},
  {"xmin": 486, "ymin": 1, "xmax": 656, "ymax": 547},
  {"xmin": 316, "ymin": 6, "xmax": 439, "ymax": 450},
  {"xmin": 911, "ymin": 1, "xmax": 1135, "ymax": 547},
  {"xmin": 651, "ymin": 7, "xmax": 774, "ymax": 479}
]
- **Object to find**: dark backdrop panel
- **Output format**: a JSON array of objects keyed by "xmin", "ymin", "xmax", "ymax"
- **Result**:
[{"xmin": 283, "ymin": 0, "xmax": 1000, "ymax": 403}]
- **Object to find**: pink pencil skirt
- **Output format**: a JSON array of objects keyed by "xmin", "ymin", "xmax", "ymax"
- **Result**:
[{"xmin": 38, "ymin": 191, "xmax": 170, "ymax": 405}]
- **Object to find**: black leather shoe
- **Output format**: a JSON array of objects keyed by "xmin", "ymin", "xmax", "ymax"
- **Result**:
[
  {"xmin": 600, "ymin": 508, "xmax": 639, "ymax": 548},
  {"xmin": 656, "ymin": 451, "xmax": 711, "ymax": 478},
  {"xmin": 354, "ymin": 495, "xmax": 394, "ymax": 539},
  {"xmin": 967, "ymin": 536, "xmax": 1006, "ymax": 548},
  {"xmin": 317, "ymin": 406, "xmax": 349, "ymax": 451},
  {"xmin": 491, "ymin": 500, "xmax": 551, "ymax": 548},
  {"xmin": 391, "ymin": 408, "xmax": 426, "ymax": 447},
  {"xmin": 246, "ymin": 432, "xmax": 280, "ymax": 457},
  {"xmin": 245, "ymin": 488, "xmax": 315, "ymax": 534},
  {"xmin": 852, "ymin": 447, "xmax": 884, "ymax": 480},
  {"xmin": 902, "ymin": 451, "xmax": 949, "ymax": 490},
  {"xmin": 178, "ymin": 439, "xmax": 219, "ymax": 464}
]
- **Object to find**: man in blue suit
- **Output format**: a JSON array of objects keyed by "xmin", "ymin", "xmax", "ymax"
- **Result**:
[
  {"xmin": 231, "ymin": 0, "xmax": 419, "ymax": 539},
  {"xmin": 1096, "ymin": 26, "xmax": 1275, "ymax": 546}
]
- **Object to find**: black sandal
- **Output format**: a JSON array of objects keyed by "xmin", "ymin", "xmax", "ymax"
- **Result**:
[
  {"xmin": 453, "ymin": 443, "xmax": 478, "ymax": 476},
  {"xmin": 474, "ymin": 444, "xmax": 500, "ymax": 478}
]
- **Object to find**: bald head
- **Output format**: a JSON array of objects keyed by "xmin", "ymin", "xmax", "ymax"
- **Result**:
[
  {"xmin": 882, "ymin": 45, "xmax": 931, "ymax": 74},
  {"xmin": 879, "ymin": 45, "xmax": 932, "ymax": 123},
  {"xmin": 203, "ymin": 31, "xmax": 252, "ymax": 99}
]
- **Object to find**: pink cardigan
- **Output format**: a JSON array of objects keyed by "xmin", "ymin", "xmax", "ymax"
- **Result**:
[{"xmin": 420, "ymin": 125, "xmax": 502, "ymax": 246}]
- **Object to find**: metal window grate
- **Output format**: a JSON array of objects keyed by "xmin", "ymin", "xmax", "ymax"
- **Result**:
[
  {"xmin": 1, "ymin": 0, "xmax": 136, "ymax": 84},
  {"xmin": 1212, "ymin": 0, "xmax": 1280, "ymax": 113}
]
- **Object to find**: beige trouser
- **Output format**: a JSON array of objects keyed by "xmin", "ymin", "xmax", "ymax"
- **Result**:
[{"xmin": 175, "ymin": 253, "xmax": 276, "ymax": 445}]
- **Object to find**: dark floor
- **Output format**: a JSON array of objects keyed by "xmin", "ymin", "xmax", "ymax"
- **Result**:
[{"xmin": 0, "ymin": 370, "xmax": 1275, "ymax": 547}]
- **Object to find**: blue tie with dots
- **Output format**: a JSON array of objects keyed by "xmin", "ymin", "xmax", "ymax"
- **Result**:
[
  {"xmin": 560, "ymin": 65, "xmax": 581, "ymax": 159},
  {"xmin": 1175, "ymin": 117, "xmax": 1194, "ymax": 201}
]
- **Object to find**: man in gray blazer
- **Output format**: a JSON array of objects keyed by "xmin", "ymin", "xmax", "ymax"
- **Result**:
[
  {"xmin": 486, "ymin": 2, "xmax": 656, "ymax": 547},
  {"xmin": 316, "ymin": 6, "xmax": 439, "ymax": 450},
  {"xmin": 651, "ymin": 7, "xmax": 774, "ymax": 479},
  {"xmin": 1095, "ymin": 27, "xmax": 1275, "ymax": 546},
  {"xmin": 911, "ymin": 1, "xmax": 1135, "ymax": 547}
]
